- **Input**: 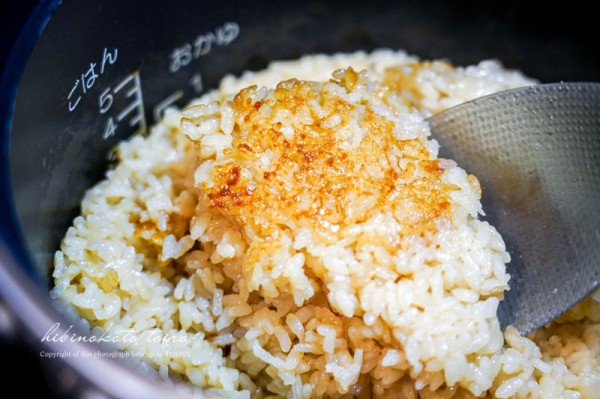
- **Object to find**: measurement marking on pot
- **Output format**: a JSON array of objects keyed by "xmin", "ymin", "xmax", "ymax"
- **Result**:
[
  {"xmin": 153, "ymin": 90, "xmax": 184, "ymax": 122},
  {"xmin": 114, "ymin": 74, "xmax": 145, "ymax": 126},
  {"xmin": 153, "ymin": 72, "xmax": 204, "ymax": 122},
  {"xmin": 98, "ymin": 72, "xmax": 147, "ymax": 140}
]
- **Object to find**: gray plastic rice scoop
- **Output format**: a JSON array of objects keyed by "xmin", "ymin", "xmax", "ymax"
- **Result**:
[{"xmin": 428, "ymin": 83, "xmax": 600, "ymax": 334}]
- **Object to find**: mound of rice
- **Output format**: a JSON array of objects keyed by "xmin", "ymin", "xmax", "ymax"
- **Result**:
[{"xmin": 52, "ymin": 50, "xmax": 600, "ymax": 398}]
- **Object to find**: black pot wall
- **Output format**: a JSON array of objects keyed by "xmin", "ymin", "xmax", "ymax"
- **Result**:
[{"xmin": 5, "ymin": 0, "xmax": 600, "ymax": 286}]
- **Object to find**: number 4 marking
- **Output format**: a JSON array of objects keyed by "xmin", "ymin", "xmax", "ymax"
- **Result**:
[{"xmin": 103, "ymin": 116, "xmax": 117, "ymax": 139}]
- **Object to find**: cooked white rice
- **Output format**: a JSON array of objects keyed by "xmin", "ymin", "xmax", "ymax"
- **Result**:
[{"xmin": 52, "ymin": 50, "xmax": 600, "ymax": 398}]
